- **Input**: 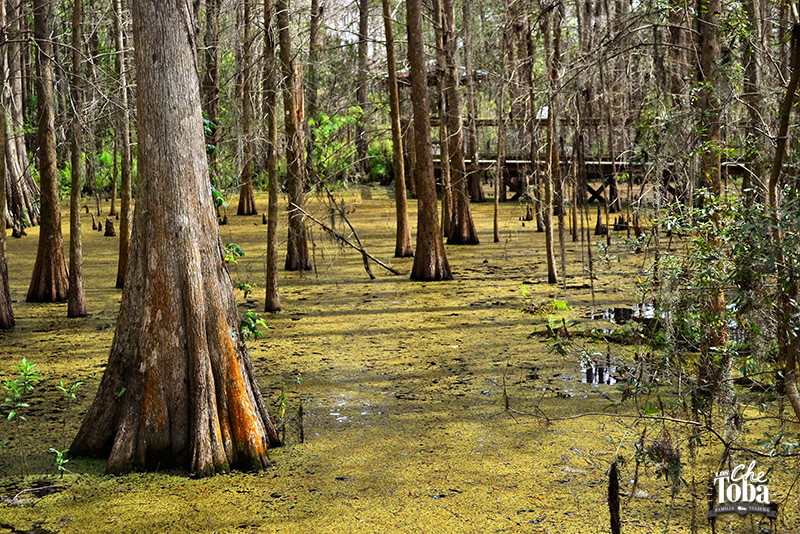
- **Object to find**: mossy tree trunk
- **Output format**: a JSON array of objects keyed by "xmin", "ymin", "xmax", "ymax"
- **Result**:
[
  {"xmin": 278, "ymin": 0, "xmax": 311, "ymax": 272},
  {"xmin": 27, "ymin": 0, "xmax": 69, "ymax": 303},
  {"xmin": 407, "ymin": 0, "xmax": 451, "ymax": 281},
  {"xmin": 381, "ymin": 0, "xmax": 413, "ymax": 258},
  {"xmin": 264, "ymin": 0, "xmax": 281, "ymax": 312},
  {"xmin": 72, "ymin": 0, "xmax": 280, "ymax": 476},
  {"xmin": 68, "ymin": 0, "xmax": 87, "ymax": 317}
]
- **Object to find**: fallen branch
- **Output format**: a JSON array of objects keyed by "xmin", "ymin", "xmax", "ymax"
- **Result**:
[{"xmin": 292, "ymin": 204, "xmax": 402, "ymax": 277}]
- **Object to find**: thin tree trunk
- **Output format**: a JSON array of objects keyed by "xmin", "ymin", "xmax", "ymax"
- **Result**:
[
  {"xmin": 27, "ymin": 0, "xmax": 69, "ymax": 302},
  {"xmin": 694, "ymin": 0, "xmax": 730, "ymax": 422},
  {"xmin": 463, "ymin": 0, "xmax": 484, "ymax": 203},
  {"xmin": 304, "ymin": 0, "xmax": 321, "ymax": 177},
  {"xmin": 203, "ymin": 0, "xmax": 221, "ymax": 174},
  {"xmin": 404, "ymin": 119, "xmax": 417, "ymax": 198},
  {"xmin": 264, "ymin": 0, "xmax": 281, "ymax": 312},
  {"xmin": 524, "ymin": 11, "xmax": 543, "ymax": 233},
  {"xmin": 767, "ymin": 24, "xmax": 800, "ymax": 423},
  {"xmin": 381, "ymin": 0, "xmax": 413, "ymax": 258},
  {"xmin": 68, "ymin": 0, "xmax": 87, "ymax": 317},
  {"xmin": 72, "ymin": 0, "xmax": 280, "ymax": 476},
  {"xmin": 442, "ymin": 0, "xmax": 478, "ymax": 245},
  {"xmin": 407, "ymin": 0, "xmax": 451, "ymax": 281},
  {"xmin": 432, "ymin": 0, "xmax": 451, "ymax": 238},
  {"xmin": 278, "ymin": 0, "xmax": 311, "ymax": 271},
  {"xmin": 115, "ymin": 0, "xmax": 132, "ymax": 289},
  {"xmin": 237, "ymin": 0, "xmax": 257, "ymax": 215},
  {"xmin": 495, "ymin": 3, "xmax": 509, "ymax": 244},
  {"xmin": 0, "ymin": 0, "xmax": 13, "ymax": 328},
  {"xmin": 4, "ymin": 0, "xmax": 38, "ymax": 230},
  {"xmin": 86, "ymin": 1, "xmax": 102, "ymax": 217},
  {"xmin": 742, "ymin": 0, "xmax": 765, "ymax": 206},
  {"xmin": 553, "ymin": 5, "xmax": 566, "ymax": 285},
  {"xmin": 356, "ymin": 0, "xmax": 370, "ymax": 175},
  {"xmin": 542, "ymin": 4, "xmax": 558, "ymax": 285}
]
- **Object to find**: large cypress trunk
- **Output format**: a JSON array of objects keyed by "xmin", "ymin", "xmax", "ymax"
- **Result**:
[
  {"xmin": 71, "ymin": 0, "xmax": 280, "ymax": 476},
  {"xmin": 27, "ymin": 0, "xmax": 69, "ymax": 303},
  {"xmin": 407, "ymin": 0, "xmax": 451, "ymax": 281}
]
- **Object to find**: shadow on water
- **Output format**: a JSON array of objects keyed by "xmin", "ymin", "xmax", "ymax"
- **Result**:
[
  {"xmin": 579, "ymin": 351, "xmax": 617, "ymax": 386},
  {"xmin": 584, "ymin": 304, "xmax": 655, "ymax": 324}
]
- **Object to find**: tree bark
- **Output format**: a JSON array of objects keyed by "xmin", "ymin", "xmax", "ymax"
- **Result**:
[
  {"xmin": 356, "ymin": 0, "xmax": 370, "ymax": 175},
  {"xmin": 237, "ymin": 0, "xmax": 257, "ymax": 216},
  {"xmin": 442, "ymin": 0, "xmax": 478, "ymax": 245},
  {"xmin": 27, "ymin": 0, "xmax": 69, "ymax": 303},
  {"xmin": 278, "ymin": 0, "xmax": 311, "ymax": 271},
  {"xmin": 72, "ymin": 0, "xmax": 280, "ymax": 476},
  {"xmin": 407, "ymin": 0, "xmax": 451, "ymax": 281},
  {"xmin": 381, "ymin": 0, "xmax": 413, "ymax": 258},
  {"xmin": 0, "ymin": 0, "xmax": 13, "ymax": 329},
  {"xmin": 264, "ymin": 0, "xmax": 281, "ymax": 311},
  {"xmin": 68, "ymin": 0, "xmax": 87, "ymax": 317}
]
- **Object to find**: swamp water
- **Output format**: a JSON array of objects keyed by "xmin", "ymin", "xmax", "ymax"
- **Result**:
[{"xmin": 0, "ymin": 191, "xmax": 797, "ymax": 533}]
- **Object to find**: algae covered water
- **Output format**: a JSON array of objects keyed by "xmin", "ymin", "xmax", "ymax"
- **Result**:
[{"xmin": 0, "ymin": 192, "xmax": 797, "ymax": 533}]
